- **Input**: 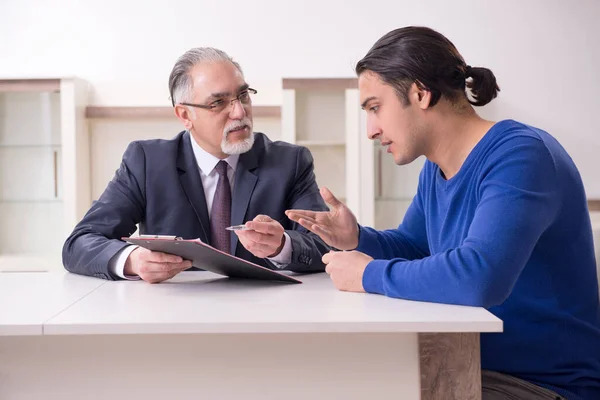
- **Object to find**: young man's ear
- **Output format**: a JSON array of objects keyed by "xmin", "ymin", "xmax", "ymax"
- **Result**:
[{"xmin": 410, "ymin": 81, "xmax": 432, "ymax": 110}]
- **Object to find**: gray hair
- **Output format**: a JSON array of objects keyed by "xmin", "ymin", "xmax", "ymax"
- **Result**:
[{"xmin": 169, "ymin": 47, "xmax": 243, "ymax": 106}]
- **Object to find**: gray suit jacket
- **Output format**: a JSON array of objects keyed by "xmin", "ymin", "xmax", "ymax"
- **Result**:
[{"xmin": 62, "ymin": 131, "xmax": 330, "ymax": 280}]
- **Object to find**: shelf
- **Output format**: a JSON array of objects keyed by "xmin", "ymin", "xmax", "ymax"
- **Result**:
[
  {"xmin": 0, "ymin": 144, "xmax": 61, "ymax": 148},
  {"xmin": 85, "ymin": 105, "xmax": 282, "ymax": 119},
  {"xmin": 0, "ymin": 77, "xmax": 86, "ymax": 265},
  {"xmin": 0, "ymin": 199, "xmax": 62, "ymax": 204},
  {"xmin": 589, "ymin": 200, "xmax": 600, "ymax": 211},
  {"xmin": 376, "ymin": 197, "xmax": 413, "ymax": 202},
  {"xmin": 296, "ymin": 140, "xmax": 346, "ymax": 147},
  {"xmin": 0, "ymin": 79, "xmax": 61, "ymax": 93},
  {"xmin": 283, "ymin": 78, "xmax": 358, "ymax": 90}
]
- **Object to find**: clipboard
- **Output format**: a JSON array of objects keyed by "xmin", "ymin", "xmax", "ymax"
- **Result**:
[{"xmin": 122, "ymin": 236, "xmax": 301, "ymax": 284}]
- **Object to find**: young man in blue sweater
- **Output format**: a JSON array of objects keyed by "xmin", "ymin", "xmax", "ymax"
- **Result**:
[{"xmin": 287, "ymin": 27, "xmax": 600, "ymax": 400}]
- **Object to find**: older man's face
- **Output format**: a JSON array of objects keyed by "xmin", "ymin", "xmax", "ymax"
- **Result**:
[{"xmin": 185, "ymin": 61, "xmax": 254, "ymax": 158}]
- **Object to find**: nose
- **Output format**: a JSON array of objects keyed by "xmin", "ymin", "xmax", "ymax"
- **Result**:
[
  {"xmin": 367, "ymin": 115, "xmax": 382, "ymax": 140},
  {"xmin": 229, "ymin": 99, "xmax": 247, "ymax": 120}
]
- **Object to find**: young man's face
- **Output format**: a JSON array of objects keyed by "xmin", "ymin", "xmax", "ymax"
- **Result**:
[{"xmin": 359, "ymin": 71, "xmax": 426, "ymax": 166}]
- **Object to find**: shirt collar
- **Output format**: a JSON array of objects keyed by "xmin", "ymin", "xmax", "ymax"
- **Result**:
[{"xmin": 189, "ymin": 133, "xmax": 239, "ymax": 175}]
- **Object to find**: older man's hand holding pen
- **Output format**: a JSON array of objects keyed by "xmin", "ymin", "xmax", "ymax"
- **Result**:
[{"xmin": 233, "ymin": 215, "xmax": 287, "ymax": 259}]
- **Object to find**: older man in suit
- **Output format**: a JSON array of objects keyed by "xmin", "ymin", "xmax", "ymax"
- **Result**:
[{"xmin": 63, "ymin": 47, "xmax": 329, "ymax": 283}]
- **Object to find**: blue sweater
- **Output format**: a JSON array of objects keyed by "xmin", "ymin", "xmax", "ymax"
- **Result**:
[{"xmin": 359, "ymin": 120, "xmax": 600, "ymax": 399}]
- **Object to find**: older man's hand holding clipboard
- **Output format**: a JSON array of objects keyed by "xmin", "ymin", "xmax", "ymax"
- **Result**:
[
  {"xmin": 122, "ymin": 236, "xmax": 301, "ymax": 284},
  {"xmin": 122, "ymin": 244, "xmax": 193, "ymax": 284}
]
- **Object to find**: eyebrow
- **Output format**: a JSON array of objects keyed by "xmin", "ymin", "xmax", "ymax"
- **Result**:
[
  {"xmin": 207, "ymin": 83, "xmax": 250, "ymax": 101},
  {"xmin": 361, "ymin": 96, "xmax": 377, "ymax": 109}
]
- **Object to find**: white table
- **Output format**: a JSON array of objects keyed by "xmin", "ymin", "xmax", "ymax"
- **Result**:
[
  {"xmin": 0, "ymin": 271, "xmax": 104, "ymax": 335},
  {"xmin": 0, "ymin": 271, "xmax": 502, "ymax": 400}
]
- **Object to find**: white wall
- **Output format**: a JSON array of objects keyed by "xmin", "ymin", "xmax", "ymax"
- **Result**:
[{"xmin": 1, "ymin": 0, "xmax": 600, "ymax": 195}]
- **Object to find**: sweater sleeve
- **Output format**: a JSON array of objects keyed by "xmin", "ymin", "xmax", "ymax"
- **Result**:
[{"xmin": 362, "ymin": 136, "xmax": 560, "ymax": 308}]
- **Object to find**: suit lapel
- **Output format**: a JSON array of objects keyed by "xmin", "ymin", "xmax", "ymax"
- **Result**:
[
  {"xmin": 177, "ymin": 131, "xmax": 210, "ymax": 243},
  {"xmin": 230, "ymin": 147, "xmax": 259, "ymax": 254}
]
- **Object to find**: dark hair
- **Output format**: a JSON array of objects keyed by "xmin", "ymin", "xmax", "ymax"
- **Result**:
[{"xmin": 355, "ymin": 26, "xmax": 500, "ymax": 107}]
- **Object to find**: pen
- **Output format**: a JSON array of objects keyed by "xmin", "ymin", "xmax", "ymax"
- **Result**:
[
  {"xmin": 225, "ymin": 224, "xmax": 250, "ymax": 231},
  {"xmin": 226, "ymin": 217, "xmax": 289, "ymax": 231}
]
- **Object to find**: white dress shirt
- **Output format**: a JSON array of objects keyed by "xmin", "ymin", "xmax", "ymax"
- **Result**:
[{"xmin": 109, "ymin": 135, "xmax": 292, "ymax": 279}]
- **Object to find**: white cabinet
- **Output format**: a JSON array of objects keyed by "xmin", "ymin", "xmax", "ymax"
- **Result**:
[
  {"xmin": 0, "ymin": 79, "xmax": 89, "ymax": 271},
  {"xmin": 373, "ymin": 148, "xmax": 425, "ymax": 229},
  {"xmin": 281, "ymin": 79, "xmax": 374, "ymax": 226}
]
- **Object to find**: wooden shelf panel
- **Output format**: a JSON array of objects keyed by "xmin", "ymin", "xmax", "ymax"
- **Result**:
[
  {"xmin": 283, "ymin": 78, "xmax": 358, "ymax": 90},
  {"xmin": 86, "ymin": 106, "xmax": 173, "ymax": 119},
  {"xmin": 86, "ymin": 105, "xmax": 281, "ymax": 119},
  {"xmin": 0, "ymin": 144, "xmax": 61, "ymax": 148},
  {"xmin": 0, "ymin": 79, "xmax": 61, "ymax": 92},
  {"xmin": 589, "ymin": 200, "xmax": 600, "ymax": 211},
  {"xmin": 296, "ymin": 140, "xmax": 346, "ymax": 147},
  {"xmin": 0, "ymin": 199, "xmax": 63, "ymax": 203},
  {"xmin": 252, "ymin": 106, "xmax": 281, "ymax": 118}
]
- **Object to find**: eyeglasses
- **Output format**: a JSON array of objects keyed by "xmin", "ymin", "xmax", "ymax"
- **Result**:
[{"xmin": 179, "ymin": 88, "xmax": 257, "ymax": 113}]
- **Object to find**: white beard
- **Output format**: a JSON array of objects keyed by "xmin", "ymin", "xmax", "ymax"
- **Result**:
[
  {"xmin": 221, "ymin": 131, "xmax": 255, "ymax": 155},
  {"xmin": 221, "ymin": 117, "xmax": 254, "ymax": 155}
]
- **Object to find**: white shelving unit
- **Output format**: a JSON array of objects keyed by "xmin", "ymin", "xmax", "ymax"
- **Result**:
[
  {"xmin": 373, "ymin": 145, "xmax": 426, "ymax": 229},
  {"xmin": 282, "ymin": 78, "xmax": 374, "ymax": 226},
  {"xmin": 0, "ymin": 79, "xmax": 90, "ymax": 272}
]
